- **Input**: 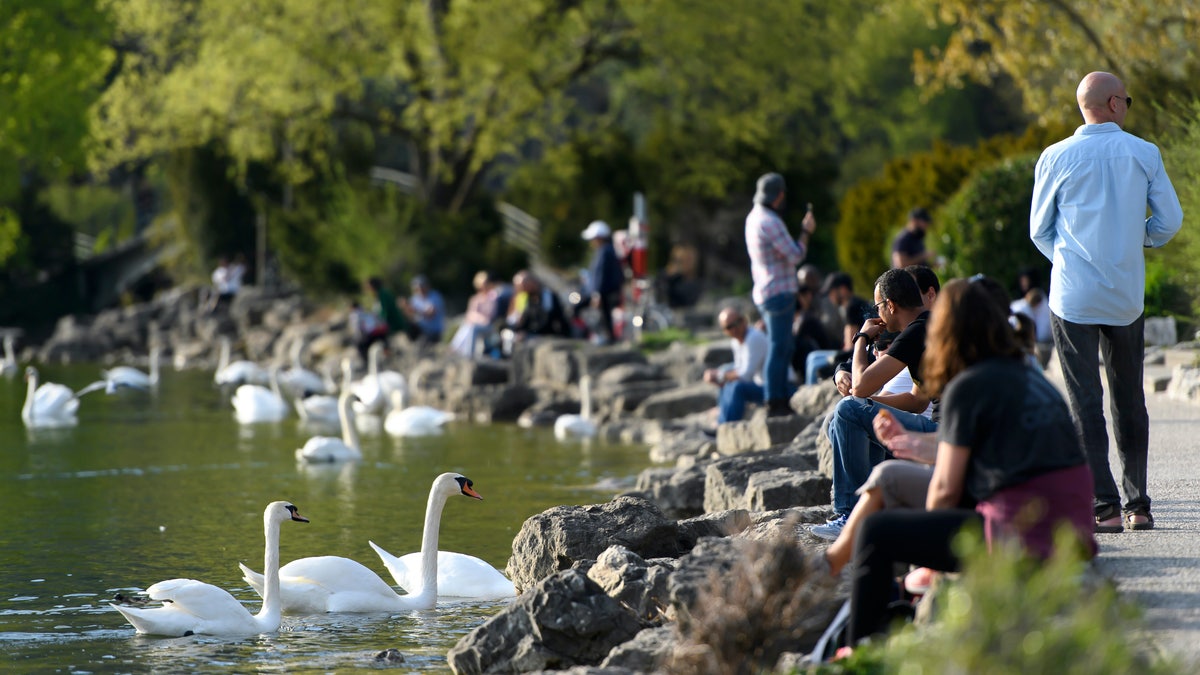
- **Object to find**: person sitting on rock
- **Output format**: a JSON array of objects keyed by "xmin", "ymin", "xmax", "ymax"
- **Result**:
[{"xmin": 703, "ymin": 307, "xmax": 771, "ymax": 426}]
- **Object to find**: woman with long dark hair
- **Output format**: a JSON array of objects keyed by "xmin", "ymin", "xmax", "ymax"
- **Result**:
[{"xmin": 846, "ymin": 278, "xmax": 1097, "ymax": 644}]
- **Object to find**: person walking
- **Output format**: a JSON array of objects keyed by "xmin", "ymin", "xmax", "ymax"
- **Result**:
[
  {"xmin": 1030, "ymin": 70, "xmax": 1183, "ymax": 533},
  {"xmin": 744, "ymin": 172, "xmax": 815, "ymax": 417}
]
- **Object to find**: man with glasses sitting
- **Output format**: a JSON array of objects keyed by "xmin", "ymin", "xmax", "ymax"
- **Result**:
[{"xmin": 703, "ymin": 306, "xmax": 792, "ymax": 426}]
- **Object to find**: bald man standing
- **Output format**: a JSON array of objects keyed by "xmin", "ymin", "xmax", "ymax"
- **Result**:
[{"xmin": 1031, "ymin": 71, "xmax": 1183, "ymax": 534}]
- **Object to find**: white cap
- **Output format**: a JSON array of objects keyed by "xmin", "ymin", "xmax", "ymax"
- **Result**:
[{"xmin": 581, "ymin": 220, "xmax": 612, "ymax": 240}]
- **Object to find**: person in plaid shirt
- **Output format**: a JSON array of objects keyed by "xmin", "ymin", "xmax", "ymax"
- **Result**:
[{"xmin": 745, "ymin": 172, "xmax": 817, "ymax": 416}]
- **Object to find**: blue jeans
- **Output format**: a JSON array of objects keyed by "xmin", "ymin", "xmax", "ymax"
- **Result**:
[
  {"xmin": 756, "ymin": 292, "xmax": 795, "ymax": 402},
  {"xmin": 827, "ymin": 396, "xmax": 938, "ymax": 516},
  {"xmin": 805, "ymin": 349, "xmax": 840, "ymax": 385},
  {"xmin": 718, "ymin": 380, "xmax": 764, "ymax": 423}
]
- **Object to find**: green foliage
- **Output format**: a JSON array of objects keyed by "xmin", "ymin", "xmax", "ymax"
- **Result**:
[
  {"xmin": 834, "ymin": 123, "xmax": 1071, "ymax": 292},
  {"xmin": 38, "ymin": 183, "xmax": 137, "ymax": 254},
  {"xmin": 1154, "ymin": 99, "xmax": 1200, "ymax": 320},
  {"xmin": 846, "ymin": 529, "xmax": 1182, "ymax": 675},
  {"xmin": 637, "ymin": 327, "xmax": 695, "ymax": 352},
  {"xmin": 937, "ymin": 152, "xmax": 1047, "ymax": 290},
  {"xmin": 0, "ymin": 207, "xmax": 22, "ymax": 266}
]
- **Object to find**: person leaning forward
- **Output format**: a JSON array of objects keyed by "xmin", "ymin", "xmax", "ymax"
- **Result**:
[{"xmin": 1030, "ymin": 70, "xmax": 1183, "ymax": 533}]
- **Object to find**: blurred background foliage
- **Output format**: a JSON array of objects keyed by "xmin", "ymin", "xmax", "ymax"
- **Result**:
[{"xmin": 2, "ymin": 0, "xmax": 1199, "ymax": 326}]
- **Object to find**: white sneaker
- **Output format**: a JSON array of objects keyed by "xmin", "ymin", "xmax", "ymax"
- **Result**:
[{"xmin": 809, "ymin": 514, "xmax": 848, "ymax": 541}]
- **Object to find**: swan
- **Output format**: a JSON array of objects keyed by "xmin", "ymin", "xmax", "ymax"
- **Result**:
[
  {"xmin": 295, "ymin": 390, "xmax": 362, "ymax": 463},
  {"xmin": 21, "ymin": 366, "xmax": 80, "ymax": 428},
  {"xmin": 554, "ymin": 374, "xmax": 597, "ymax": 439},
  {"xmin": 367, "ymin": 541, "xmax": 515, "ymax": 601},
  {"xmin": 295, "ymin": 359, "xmax": 352, "ymax": 425},
  {"xmin": 239, "ymin": 472, "xmax": 482, "ymax": 613},
  {"xmin": 351, "ymin": 342, "xmax": 405, "ymax": 415},
  {"xmin": 214, "ymin": 337, "xmax": 270, "ymax": 387},
  {"xmin": 110, "ymin": 501, "xmax": 308, "ymax": 636},
  {"xmin": 77, "ymin": 346, "xmax": 162, "ymax": 396},
  {"xmin": 384, "ymin": 387, "xmax": 454, "ymax": 437},
  {"xmin": 278, "ymin": 339, "xmax": 329, "ymax": 398},
  {"xmin": 1, "ymin": 335, "xmax": 17, "ymax": 377},
  {"xmin": 232, "ymin": 366, "xmax": 289, "ymax": 423}
]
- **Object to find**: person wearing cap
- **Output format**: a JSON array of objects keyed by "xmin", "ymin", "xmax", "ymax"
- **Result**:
[
  {"xmin": 891, "ymin": 207, "xmax": 933, "ymax": 269},
  {"xmin": 582, "ymin": 220, "xmax": 626, "ymax": 344},
  {"xmin": 745, "ymin": 172, "xmax": 816, "ymax": 417},
  {"xmin": 406, "ymin": 274, "xmax": 446, "ymax": 344}
]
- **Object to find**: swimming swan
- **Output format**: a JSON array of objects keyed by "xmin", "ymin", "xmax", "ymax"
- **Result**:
[
  {"xmin": 351, "ymin": 342, "xmax": 405, "ymax": 415},
  {"xmin": 214, "ymin": 337, "xmax": 269, "ymax": 387},
  {"xmin": 295, "ymin": 359, "xmax": 351, "ymax": 425},
  {"xmin": 554, "ymin": 374, "xmax": 597, "ymax": 439},
  {"xmin": 77, "ymin": 346, "xmax": 162, "ymax": 396},
  {"xmin": 239, "ymin": 473, "xmax": 481, "ymax": 613},
  {"xmin": 279, "ymin": 339, "xmax": 329, "ymax": 397},
  {"xmin": 21, "ymin": 366, "xmax": 80, "ymax": 428},
  {"xmin": 1, "ymin": 335, "xmax": 17, "ymax": 377},
  {"xmin": 232, "ymin": 366, "xmax": 289, "ymax": 423},
  {"xmin": 110, "ymin": 501, "xmax": 308, "ymax": 636},
  {"xmin": 295, "ymin": 390, "xmax": 362, "ymax": 463},
  {"xmin": 367, "ymin": 541, "xmax": 515, "ymax": 601},
  {"xmin": 384, "ymin": 387, "xmax": 454, "ymax": 437}
]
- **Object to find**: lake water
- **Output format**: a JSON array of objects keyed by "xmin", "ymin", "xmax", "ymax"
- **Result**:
[{"xmin": 1, "ymin": 364, "xmax": 656, "ymax": 673}]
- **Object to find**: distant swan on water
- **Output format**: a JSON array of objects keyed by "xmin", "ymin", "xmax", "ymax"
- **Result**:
[
  {"xmin": 295, "ymin": 390, "xmax": 362, "ymax": 463},
  {"xmin": 554, "ymin": 374, "xmax": 597, "ymax": 440},
  {"xmin": 22, "ymin": 366, "xmax": 82, "ymax": 428}
]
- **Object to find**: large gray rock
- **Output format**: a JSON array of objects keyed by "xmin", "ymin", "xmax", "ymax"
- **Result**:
[
  {"xmin": 599, "ymin": 626, "xmax": 677, "ymax": 671},
  {"xmin": 447, "ymin": 569, "xmax": 642, "ymax": 675},
  {"xmin": 609, "ymin": 380, "xmax": 681, "ymax": 414},
  {"xmin": 703, "ymin": 450, "xmax": 825, "ymax": 512},
  {"xmin": 506, "ymin": 496, "xmax": 691, "ymax": 592},
  {"xmin": 465, "ymin": 384, "xmax": 539, "ymax": 422},
  {"xmin": 1167, "ymin": 365, "xmax": 1200, "ymax": 404},
  {"xmin": 586, "ymin": 546, "xmax": 676, "ymax": 624},
  {"xmin": 790, "ymin": 384, "xmax": 842, "ymax": 419},
  {"xmin": 1145, "ymin": 316, "xmax": 1178, "ymax": 347},
  {"xmin": 715, "ymin": 411, "xmax": 811, "ymax": 455},
  {"xmin": 632, "ymin": 463, "xmax": 709, "ymax": 518},
  {"xmin": 648, "ymin": 428, "xmax": 712, "ymax": 464},
  {"xmin": 634, "ymin": 383, "xmax": 717, "ymax": 420},
  {"xmin": 580, "ymin": 347, "xmax": 648, "ymax": 377}
]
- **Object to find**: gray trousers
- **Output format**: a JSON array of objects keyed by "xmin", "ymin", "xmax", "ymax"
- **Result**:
[{"xmin": 1051, "ymin": 313, "xmax": 1150, "ymax": 516}]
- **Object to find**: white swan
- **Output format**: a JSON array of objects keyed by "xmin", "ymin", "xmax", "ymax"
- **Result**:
[
  {"xmin": 295, "ymin": 390, "xmax": 362, "ymax": 463},
  {"xmin": 554, "ymin": 374, "xmax": 597, "ymax": 439},
  {"xmin": 351, "ymin": 342, "xmax": 406, "ymax": 415},
  {"xmin": 295, "ymin": 359, "xmax": 351, "ymax": 425},
  {"xmin": 214, "ymin": 337, "xmax": 270, "ymax": 387},
  {"xmin": 239, "ymin": 472, "xmax": 482, "ymax": 613},
  {"xmin": 110, "ymin": 501, "xmax": 308, "ymax": 636},
  {"xmin": 384, "ymin": 387, "xmax": 454, "ymax": 437},
  {"xmin": 232, "ymin": 366, "xmax": 289, "ymax": 423},
  {"xmin": 367, "ymin": 541, "xmax": 515, "ymax": 601},
  {"xmin": 77, "ymin": 346, "xmax": 162, "ymax": 397},
  {"xmin": 1, "ymin": 335, "xmax": 17, "ymax": 377},
  {"xmin": 278, "ymin": 339, "xmax": 329, "ymax": 397},
  {"xmin": 22, "ymin": 366, "xmax": 80, "ymax": 428}
]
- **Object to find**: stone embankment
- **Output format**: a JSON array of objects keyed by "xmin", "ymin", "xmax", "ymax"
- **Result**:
[{"xmin": 22, "ymin": 284, "xmax": 1200, "ymax": 672}]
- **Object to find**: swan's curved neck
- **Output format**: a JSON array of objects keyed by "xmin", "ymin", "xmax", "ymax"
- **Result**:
[
  {"xmin": 290, "ymin": 341, "xmax": 303, "ymax": 368},
  {"xmin": 580, "ymin": 376, "xmax": 592, "ymax": 421},
  {"xmin": 417, "ymin": 483, "xmax": 452, "ymax": 601},
  {"xmin": 149, "ymin": 349, "xmax": 160, "ymax": 385},
  {"xmin": 269, "ymin": 368, "xmax": 283, "ymax": 399},
  {"xmin": 22, "ymin": 372, "xmax": 36, "ymax": 422},
  {"xmin": 340, "ymin": 393, "xmax": 360, "ymax": 449},
  {"xmin": 3, "ymin": 337, "xmax": 15, "ymax": 365},
  {"xmin": 255, "ymin": 514, "xmax": 283, "ymax": 626},
  {"xmin": 218, "ymin": 340, "xmax": 230, "ymax": 371},
  {"xmin": 368, "ymin": 345, "xmax": 380, "ymax": 377}
]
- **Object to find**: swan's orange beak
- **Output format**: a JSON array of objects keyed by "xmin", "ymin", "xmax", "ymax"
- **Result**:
[
  {"xmin": 462, "ymin": 484, "xmax": 483, "ymax": 500},
  {"xmin": 286, "ymin": 504, "xmax": 310, "ymax": 523}
]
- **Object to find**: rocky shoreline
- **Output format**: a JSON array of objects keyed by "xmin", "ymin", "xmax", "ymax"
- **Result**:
[{"xmin": 21, "ymin": 283, "xmax": 1200, "ymax": 672}]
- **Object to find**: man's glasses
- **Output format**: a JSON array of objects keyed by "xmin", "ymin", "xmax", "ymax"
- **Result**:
[
  {"xmin": 1111, "ymin": 95, "xmax": 1132, "ymax": 108},
  {"xmin": 720, "ymin": 319, "xmax": 743, "ymax": 332}
]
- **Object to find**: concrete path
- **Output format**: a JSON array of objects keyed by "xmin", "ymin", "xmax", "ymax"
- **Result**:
[{"xmin": 1055, "ymin": 362, "xmax": 1200, "ymax": 668}]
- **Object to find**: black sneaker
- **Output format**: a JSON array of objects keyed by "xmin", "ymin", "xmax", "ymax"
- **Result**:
[{"xmin": 767, "ymin": 399, "xmax": 793, "ymax": 417}]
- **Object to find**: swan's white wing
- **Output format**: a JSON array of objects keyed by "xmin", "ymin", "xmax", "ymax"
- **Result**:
[
  {"xmin": 112, "ymin": 578, "xmax": 256, "ymax": 636},
  {"xmin": 232, "ymin": 384, "xmax": 288, "ymax": 423},
  {"xmin": 554, "ymin": 415, "xmax": 596, "ymax": 440},
  {"xmin": 34, "ymin": 383, "xmax": 77, "ymax": 417},
  {"xmin": 368, "ymin": 542, "xmax": 515, "ymax": 600},
  {"xmin": 241, "ymin": 557, "xmax": 407, "ymax": 613},
  {"xmin": 384, "ymin": 407, "xmax": 450, "ymax": 437},
  {"xmin": 103, "ymin": 366, "xmax": 151, "ymax": 389},
  {"xmin": 216, "ymin": 361, "xmax": 269, "ymax": 386},
  {"xmin": 279, "ymin": 368, "xmax": 327, "ymax": 396},
  {"xmin": 297, "ymin": 395, "xmax": 339, "ymax": 423}
]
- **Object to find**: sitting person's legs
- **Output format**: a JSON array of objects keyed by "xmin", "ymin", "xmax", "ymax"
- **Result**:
[
  {"xmin": 849, "ymin": 508, "xmax": 980, "ymax": 644},
  {"xmin": 805, "ymin": 350, "xmax": 839, "ymax": 385},
  {"xmin": 718, "ymin": 380, "xmax": 765, "ymax": 424},
  {"xmin": 825, "ymin": 460, "xmax": 934, "ymax": 575}
]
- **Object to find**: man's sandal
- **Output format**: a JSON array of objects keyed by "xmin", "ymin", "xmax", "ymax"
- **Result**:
[
  {"xmin": 1126, "ymin": 512, "xmax": 1154, "ymax": 531},
  {"xmin": 1095, "ymin": 505, "xmax": 1124, "ymax": 533}
]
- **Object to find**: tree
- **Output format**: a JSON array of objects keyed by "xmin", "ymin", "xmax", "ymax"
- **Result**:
[{"xmin": 911, "ymin": 1, "xmax": 1200, "ymax": 130}]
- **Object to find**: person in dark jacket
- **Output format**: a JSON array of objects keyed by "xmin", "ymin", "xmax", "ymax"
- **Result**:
[{"xmin": 582, "ymin": 220, "xmax": 626, "ymax": 344}]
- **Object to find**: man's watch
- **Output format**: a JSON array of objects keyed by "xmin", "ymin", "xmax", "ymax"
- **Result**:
[{"xmin": 853, "ymin": 331, "xmax": 874, "ymax": 345}]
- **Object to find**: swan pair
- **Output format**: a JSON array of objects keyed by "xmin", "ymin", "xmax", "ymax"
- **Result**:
[
  {"xmin": 350, "ymin": 342, "xmax": 406, "ymax": 416},
  {"xmin": 22, "ymin": 367, "xmax": 82, "ymax": 428},
  {"xmin": 111, "ymin": 501, "xmax": 309, "ymax": 636},
  {"xmin": 239, "ymin": 472, "xmax": 513, "ymax": 613}
]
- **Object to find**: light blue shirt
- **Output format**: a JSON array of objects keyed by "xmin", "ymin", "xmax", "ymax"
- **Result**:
[{"xmin": 1030, "ymin": 122, "xmax": 1183, "ymax": 325}]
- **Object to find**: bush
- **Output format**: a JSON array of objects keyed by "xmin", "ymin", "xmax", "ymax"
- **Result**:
[
  {"xmin": 1153, "ymin": 99, "xmax": 1200, "ymax": 320},
  {"xmin": 936, "ymin": 152, "xmax": 1048, "ymax": 291},
  {"xmin": 834, "ymin": 123, "xmax": 1072, "ymax": 292}
]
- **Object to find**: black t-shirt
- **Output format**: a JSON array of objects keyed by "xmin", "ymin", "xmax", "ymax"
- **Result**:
[
  {"xmin": 938, "ymin": 358, "xmax": 1085, "ymax": 505},
  {"xmin": 892, "ymin": 228, "xmax": 926, "ymax": 258},
  {"xmin": 884, "ymin": 311, "xmax": 929, "ymax": 387}
]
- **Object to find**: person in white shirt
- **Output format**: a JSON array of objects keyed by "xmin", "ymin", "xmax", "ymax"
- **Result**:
[
  {"xmin": 1030, "ymin": 70, "xmax": 1183, "ymax": 533},
  {"xmin": 703, "ymin": 307, "xmax": 770, "ymax": 424},
  {"xmin": 1009, "ymin": 287, "xmax": 1052, "ymax": 367}
]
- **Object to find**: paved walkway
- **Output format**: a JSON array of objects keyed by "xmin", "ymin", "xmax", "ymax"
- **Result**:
[{"xmin": 1055, "ymin": 362, "xmax": 1200, "ymax": 668}]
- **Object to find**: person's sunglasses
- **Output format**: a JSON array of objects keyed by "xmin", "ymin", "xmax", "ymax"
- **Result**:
[{"xmin": 1111, "ymin": 94, "xmax": 1132, "ymax": 108}]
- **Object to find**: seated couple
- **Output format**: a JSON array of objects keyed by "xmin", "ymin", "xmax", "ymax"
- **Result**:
[{"xmin": 814, "ymin": 278, "xmax": 1097, "ymax": 646}]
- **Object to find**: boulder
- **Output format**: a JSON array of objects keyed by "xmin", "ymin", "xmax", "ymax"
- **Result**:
[
  {"xmin": 505, "ymin": 496, "xmax": 691, "ymax": 591},
  {"xmin": 1167, "ymin": 365, "xmax": 1200, "ymax": 404},
  {"xmin": 631, "ymin": 463, "xmax": 709, "ymax": 518},
  {"xmin": 703, "ymin": 450, "xmax": 825, "ymax": 512},
  {"xmin": 447, "ymin": 569, "xmax": 642, "ymax": 675},
  {"xmin": 1145, "ymin": 315, "xmax": 1178, "ymax": 347},
  {"xmin": 599, "ymin": 626, "xmax": 677, "ymax": 671},
  {"xmin": 634, "ymin": 383, "xmax": 718, "ymax": 420},
  {"xmin": 715, "ymin": 411, "xmax": 811, "ymax": 455},
  {"xmin": 580, "ymin": 346, "xmax": 648, "ymax": 377},
  {"xmin": 608, "ymin": 380, "xmax": 681, "ymax": 414},
  {"xmin": 586, "ymin": 546, "xmax": 677, "ymax": 623},
  {"xmin": 465, "ymin": 384, "xmax": 539, "ymax": 423},
  {"xmin": 648, "ymin": 428, "xmax": 713, "ymax": 464},
  {"xmin": 790, "ymin": 384, "xmax": 841, "ymax": 419}
]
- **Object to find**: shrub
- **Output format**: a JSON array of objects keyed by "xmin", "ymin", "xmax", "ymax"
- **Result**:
[{"xmin": 1153, "ymin": 99, "xmax": 1200, "ymax": 321}]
